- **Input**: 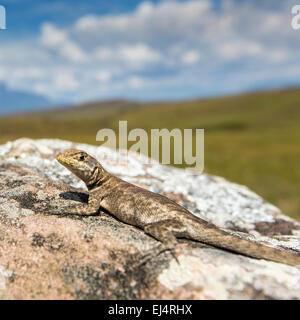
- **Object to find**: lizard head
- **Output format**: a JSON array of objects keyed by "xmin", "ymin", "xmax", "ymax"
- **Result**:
[{"xmin": 56, "ymin": 149, "xmax": 105, "ymax": 186}]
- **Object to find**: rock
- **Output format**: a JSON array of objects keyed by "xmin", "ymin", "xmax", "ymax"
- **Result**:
[
  {"xmin": 2, "ymin": 138, "xmax": 53, "ymax": 158},
  {"xmin": 0, "ymin": 138, "xmax": 299, "ymax": 300}
]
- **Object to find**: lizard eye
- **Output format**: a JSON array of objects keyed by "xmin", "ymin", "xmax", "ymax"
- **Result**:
[{"xmin": 79, "ymin": 155, "xmax": 85, "ymax": 161}]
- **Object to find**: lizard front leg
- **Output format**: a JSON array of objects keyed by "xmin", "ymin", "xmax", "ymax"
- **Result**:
[
  {"xmin": 45, "ymin": 191, "xmax": 100, "ymax": 216},
  {"xmin": 62, "ymin": 194, "xmax": 100, "ymax": 216}
]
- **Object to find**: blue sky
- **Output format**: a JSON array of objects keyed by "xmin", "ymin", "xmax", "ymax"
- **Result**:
[{"xmin": 0, "ymin": 0, "xmax": 300, "ymax": 108}]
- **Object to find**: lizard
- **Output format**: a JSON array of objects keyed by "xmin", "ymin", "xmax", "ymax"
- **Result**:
[{"xmin": 55, "ymin": 148, "xmax": 300, "ymax": 266}]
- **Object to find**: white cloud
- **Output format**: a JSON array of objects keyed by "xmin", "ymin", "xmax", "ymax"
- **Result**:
[
  {"xmin": 218, "ymin": 41, "xmax": 264, "ymax": 60},
  {"xmin": 181, "ymin": 50, "xmax": 200, "ymax": 65},
  {"xmin": 40, "ymin": 23, "xmax": 87, "ymax": 63},
  {"xmin": 94, "ymin": 47, "xmax": 113, "ymax": 60},
  {"xmin": 73, "ymin": 0, "xmax": 212, "ymax": 48},
  {"xmin": 94, "ymin": 43, "xmax": 161, "ymax": 66},
  {"xmin": 94, "ymin": 70, "xmax": 112, "ymax": 83},
  {"xmin": 118, "ymin": 43, "xmax": 161, "ymax": 65},
  {"xmin": 10, "ymin": 67, "xmax": 45, "ymax": 80},
  {"xmin": 0, "ymin": 0, "xmax": 299, "ymax": 103},
  {"xmin": 53, "ymin": 71, "xmax": 79, "ymax": 91},
  {"xmin": 40, "ymin": 23, "xmax": 67, "ymax": 47},
  {"xmin": 127, "ymin": 76, "xmax": 145, "ymax": 88}
]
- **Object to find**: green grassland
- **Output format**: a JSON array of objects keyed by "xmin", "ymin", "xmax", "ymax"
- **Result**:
[{"xmin": 0, "ymin": 88, "xmax": 300, "ymax": 219}]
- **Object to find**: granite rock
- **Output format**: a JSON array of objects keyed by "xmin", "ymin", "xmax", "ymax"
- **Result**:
[{"xmin": 0, "ymin": 138, "xmax": 299, "ymax": 300}]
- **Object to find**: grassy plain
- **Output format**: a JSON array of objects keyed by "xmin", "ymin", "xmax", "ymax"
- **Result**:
[{"xmin": 1, "ymin": 88, "xmax": 299, "ymax": 219}]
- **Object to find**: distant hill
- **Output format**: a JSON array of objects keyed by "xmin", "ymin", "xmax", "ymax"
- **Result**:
[
  {"xmin": 51, "ymin": 99, "xmax": 142, "ymax": 117},
  {"xmin": 0, "ymin": 85, "xmax": 51, "ymax": 114}
]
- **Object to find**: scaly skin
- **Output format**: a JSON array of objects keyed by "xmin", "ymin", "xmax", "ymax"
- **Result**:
[{"xmin": 56, "ymin": 149, "xmax": 300, "ymax": 266}]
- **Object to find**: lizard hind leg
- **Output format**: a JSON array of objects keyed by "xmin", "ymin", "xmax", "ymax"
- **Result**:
[{"xmin": 138, "ymin": 220, "xmax": 185, "ymax": 266}]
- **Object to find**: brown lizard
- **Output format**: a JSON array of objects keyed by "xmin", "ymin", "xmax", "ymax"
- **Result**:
[{"xmin": 56, "ymin": 149, "xmax": 300, "ymax": 266}]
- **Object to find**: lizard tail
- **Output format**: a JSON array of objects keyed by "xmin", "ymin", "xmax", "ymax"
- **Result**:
[{"xmin": 186, "ymin": 219, "xmax": 300, "ymax": 266}]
